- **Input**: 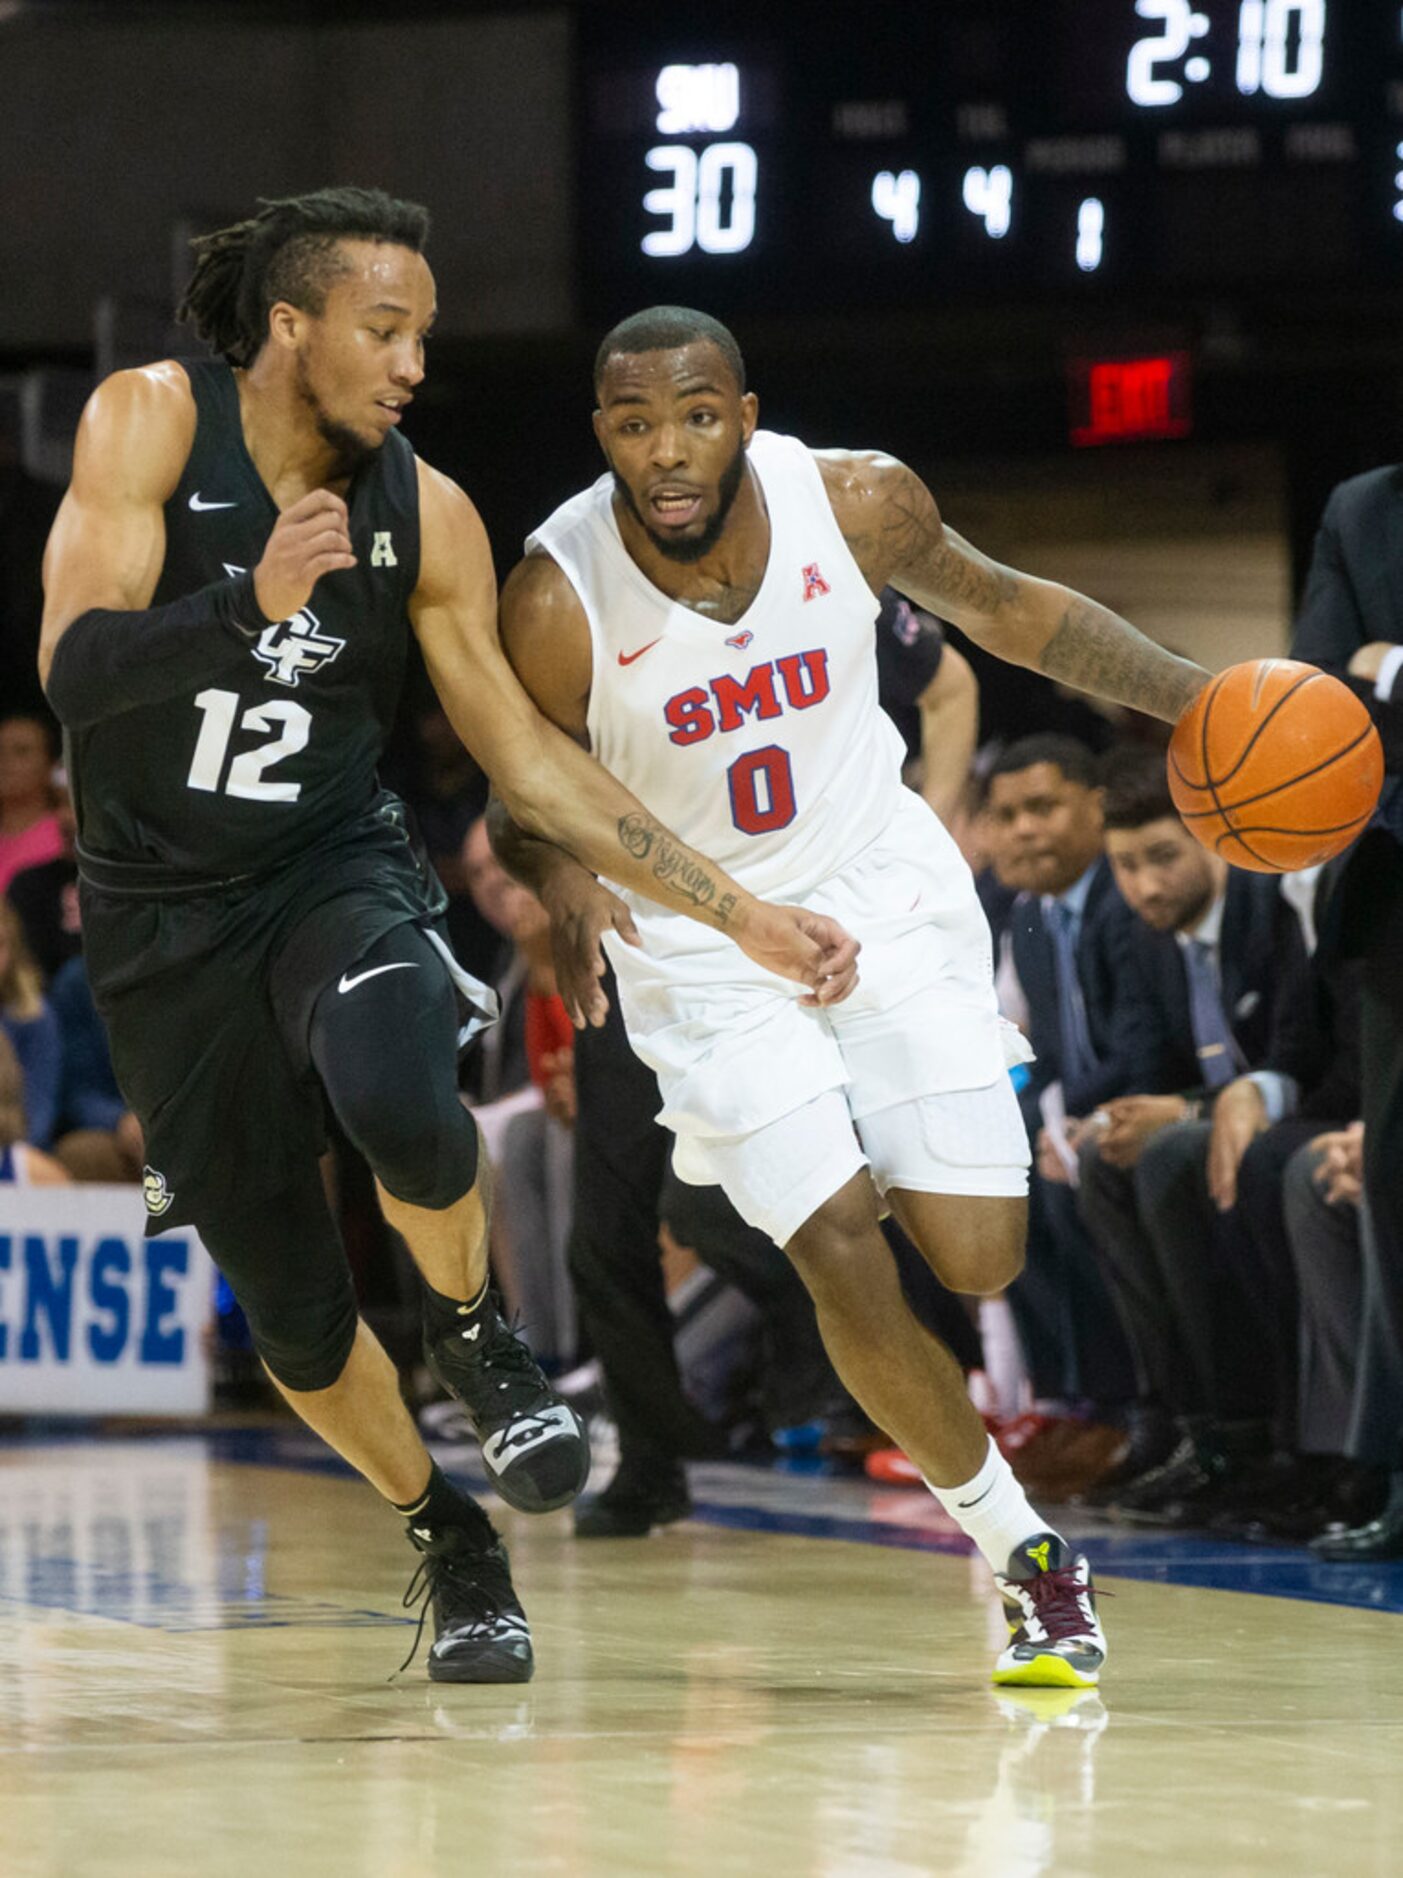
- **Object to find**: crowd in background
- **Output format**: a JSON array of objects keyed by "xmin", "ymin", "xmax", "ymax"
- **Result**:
[{"xmin": 0, "ymin": 403, "xmax": 1393, "ymax": 1558}]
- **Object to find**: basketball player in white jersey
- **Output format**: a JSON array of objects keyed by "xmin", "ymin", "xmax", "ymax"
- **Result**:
[{"xmin": 493, "ymin": 307, "xmax": 1210, "ymax": 1688}]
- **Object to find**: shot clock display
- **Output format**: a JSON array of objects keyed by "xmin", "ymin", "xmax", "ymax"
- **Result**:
[{"xmin": 578, "ymin": 0, "xmax": 1403, "ymax": 316}]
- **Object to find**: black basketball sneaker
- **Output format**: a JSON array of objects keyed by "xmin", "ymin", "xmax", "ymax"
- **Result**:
[
  {"xmin": 401, "ymin": 1518, "xmax": 534, "ymax": 1684},
  {"xmin": 425, "ymin": 1296, "xmax": 590, "ymax": 1513}
]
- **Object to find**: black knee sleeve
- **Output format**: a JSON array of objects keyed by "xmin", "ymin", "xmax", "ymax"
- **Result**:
[
  {"xmin": 199, "ymin": 1173, "xmax": 360, "ymax": 1393},
  {"xmin": 309, "ymin": 925, "xmax": 480, "ymax": 1212},
  {"xmin": 364, "ymin": 1089, "xmax": 479, "ymax": 1211},
  {"xmin": 250, "ymin": 1289, "xmax": 359, "ymax": 1394}
]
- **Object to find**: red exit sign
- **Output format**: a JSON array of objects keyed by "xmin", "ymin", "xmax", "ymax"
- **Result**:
[{"xmin": 1068, "ymin": 352, "xmax": 1192, "ymax": 447}]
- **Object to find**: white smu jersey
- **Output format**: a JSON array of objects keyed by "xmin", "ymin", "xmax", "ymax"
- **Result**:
[{"xmin": 526, "ymin": 431, "xmax": 908, "ymax": 919}]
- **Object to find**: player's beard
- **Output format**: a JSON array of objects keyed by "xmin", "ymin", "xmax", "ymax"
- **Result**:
[
  {"xmin": 295, "ymin": 354, "xmax": 378, "ymax": 480},
  {"xmin": 614, "ymin": 439, "xmax": 747, "ymax": 564}
]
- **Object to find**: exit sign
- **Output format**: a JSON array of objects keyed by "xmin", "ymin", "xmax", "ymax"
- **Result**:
[{"xmin": 1068, "ymin": 353, "xmax": 1192, "ymax": 447}]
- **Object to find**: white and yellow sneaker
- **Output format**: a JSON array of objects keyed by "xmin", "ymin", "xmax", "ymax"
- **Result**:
[{"xmin": 992, "ymin": 1533, "xmax": 1106, "ymax": 1689}]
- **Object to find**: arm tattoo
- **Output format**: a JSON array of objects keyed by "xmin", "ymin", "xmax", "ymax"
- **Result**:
[
  {"xmin": 832, "ymin": 456, "xmax": 1206, "ymax": 721},
  {"xmin": 1040, "ymin": 596, "xmax": 1208, "ymax": 723},
  {"xmin": 917, "ymin": 533, "xmax": 1019, "ymax": 617},
  {"xmin": 616, "ymin": 813, "xmax": 721, "ymax": 915},
  {"xmin": 650, "ymin": 838, "xmax": 718, "ymax": 911},
  {"xmin": 617, "ymin": 812, "xmax": 654, "ymax": 859},
  {"xmin": 850, "ymin": 463, "xmax": 1017, "ymax": 614},
  {"xmin": 876, "ymin": 467, "xmax": 945, "ymax": 575}
]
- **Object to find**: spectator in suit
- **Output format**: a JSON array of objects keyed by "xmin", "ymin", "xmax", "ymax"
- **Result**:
[
  {"xmin": 1193, "ymin": 861, "xmax": 1366, "ymax": 1539},
  {"xmin": 987, "ymin": 735, "xmax": 1151, "ymax": 1492},
  {"xmin": 1288, "ymin": 468, "xmax": 1403, "ymax": 1559},
  {"xmin": 1287, "ymin": 1123, "xmax": 1367, "ymax": 1464},
  {"xmin": 1213, "ymin": 1123, "xmax": 1386, "ymax": 1544},
  {"xmin": 1076, "ymin": 750, "xmax": 1322, "ymax": 1523}
]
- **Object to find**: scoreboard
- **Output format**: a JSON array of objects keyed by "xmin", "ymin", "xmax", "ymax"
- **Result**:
[{"xmin": 578, "ymin": 0, "xmax": 1403, "ymax": 316}]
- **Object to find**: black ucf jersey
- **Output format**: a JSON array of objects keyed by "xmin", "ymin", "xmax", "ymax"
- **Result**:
[{"xmin": 70, "ymin": 359, "xmax": 421, "ymax": 885}]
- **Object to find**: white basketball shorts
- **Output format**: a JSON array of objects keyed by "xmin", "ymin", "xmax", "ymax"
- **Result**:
[{"xmin": 607, "ymin": 790, "xmax": 1033, "ymax": 1246}]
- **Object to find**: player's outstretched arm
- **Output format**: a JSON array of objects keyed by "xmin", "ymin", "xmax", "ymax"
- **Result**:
[
  {"xmin": 410, "ymin": 465, "xmax": 859, "ymax": 1002},
  {"xmin": 821, "ymin": 452, "xmax": 1209, "ymax": 725}
]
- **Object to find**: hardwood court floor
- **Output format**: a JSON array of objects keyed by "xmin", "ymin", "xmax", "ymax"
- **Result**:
[{"xmin": 2, "ymin": 1427, "xmax": 1401, "ymax": 1878}]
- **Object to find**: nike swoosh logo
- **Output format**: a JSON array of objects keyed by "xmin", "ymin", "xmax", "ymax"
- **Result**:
[
  {"xmin": 189, "ymin": 492, "xmax": 238, "ymax": 511},
  {"xmin": 956, "ymin": 1482, "xmax": 996, "ymax": 1510},
  {"xmin": 617, "ymin": 637, "xmax": 662, "ymax": 666},
  {"xmin": 337, "ymin": 962, "xmax": 419, "ymax": 994}
]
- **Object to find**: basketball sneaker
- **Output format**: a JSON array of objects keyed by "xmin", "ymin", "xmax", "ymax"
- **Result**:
[
  {"xmin": 425, "ymin": 1296, "xmax": 590, "ymax": 1514},
  {"xmin": 400, "ymin": 1518, "xmax": 533, "ymax": 1684},
  {"xmin": 992, "ymin": 1533, "xmax": 1106, "ymax": 1689}
]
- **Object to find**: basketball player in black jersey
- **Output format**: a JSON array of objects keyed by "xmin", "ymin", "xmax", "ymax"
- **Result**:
[{"xmin": 37, "ymin": 191, "xmax": 858, "ymax": 1684}]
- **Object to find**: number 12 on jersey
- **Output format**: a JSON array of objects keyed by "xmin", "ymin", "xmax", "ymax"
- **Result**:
[{"xmin": 187, "ymin": 688, "xmax": 310, "ymax": 801}]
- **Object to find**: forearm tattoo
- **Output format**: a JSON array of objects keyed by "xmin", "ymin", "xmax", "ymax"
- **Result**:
[
  {"xmin": 883, "ymin": 474, "xmax": 1020, "ymax": 615},
  {"xmin": 1040, "ymin": 596, "xmax": 1207, "ymax": 723},
  {"xmin": 834, "ymin": 456, "xmax": 1206, "ymax": 722},
  {"xmin": 617, "ymin": 813, "xmax": 726, "ymax": 918},
  {"xmin": 618, "ymin": 812, "xmax": 654, "ymax": 860}
]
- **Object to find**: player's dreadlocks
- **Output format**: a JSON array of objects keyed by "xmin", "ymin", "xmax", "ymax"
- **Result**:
[
  {"xmin": 177, "ymin": 186, "xmax": 431, "ymax": 368},
  {"xmin": 594, "ymin": 306, "xmax": 746, "ymax": 396}
]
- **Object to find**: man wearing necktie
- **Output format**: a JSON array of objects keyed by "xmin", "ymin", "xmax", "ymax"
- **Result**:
[
  {"xmin": 988, "ymin": 736, "xmax": 1161, "ymax": 1493},
  {"xmin": 1181, "ymin": 934, "xmax": 1249, "ymax": 1091},
  {"xmin": 1076, "ymin": 752, "xmax": 1325, "ymax": 1524}
]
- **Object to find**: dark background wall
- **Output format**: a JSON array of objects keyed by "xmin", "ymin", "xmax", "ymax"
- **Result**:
[
  {"xmin": 3, "ymin": 0, "xmax": 1403, "ymax": 692},
  {"xmin": 0, "ymin": 8, "xmax": 573, "ymax": 352}
]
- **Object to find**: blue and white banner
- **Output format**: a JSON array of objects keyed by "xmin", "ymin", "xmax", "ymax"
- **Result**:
[{"xmin": 0, "ymin": 1186, "xmax": 212, "ymax": 1415}]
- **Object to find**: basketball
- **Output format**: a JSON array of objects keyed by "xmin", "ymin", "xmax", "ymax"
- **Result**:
[{"xmin": 1167, "ymin": 658, "xmax": 1384, "ymax": 874}]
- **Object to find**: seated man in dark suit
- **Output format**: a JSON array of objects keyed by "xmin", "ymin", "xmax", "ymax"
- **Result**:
[
  {"xmin": 1289, "ymin": 468, "xmax": 1403, "ymax": 1560},
  {"xmin": 1219, "ymin": 1120, "xmax": 1386, "ymax": 1545},
  {"xmin": 986, "ymin": 735, "xmax": 1163, "ymax": 1491},
  {"xmin": 1075, "ymin": 750, "xmax": 1324, "ymax": 1523}
]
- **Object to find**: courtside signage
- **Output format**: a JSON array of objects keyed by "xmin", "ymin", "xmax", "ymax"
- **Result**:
[{"xmin": 0, "ymin": 1187, "xmax": 211, "ymax": 1414}]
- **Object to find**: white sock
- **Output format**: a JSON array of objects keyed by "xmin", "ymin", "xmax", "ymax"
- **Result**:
[
  {"xmin": 977, "ymin": 1296, "xmax": 1029, "ymax": 1418},
  {"xmin": 926, "ymin": 1436, "xmax": 1062, "ymax": 1573}
]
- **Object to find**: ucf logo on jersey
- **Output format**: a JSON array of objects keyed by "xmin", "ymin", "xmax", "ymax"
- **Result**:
[
  {"xmin": 224, "ymin": 564, "xmax": 346, "ymax": 688},
  {"xmin": 251, "ymin": 607, "xmax": 346, "ymax": 688}
]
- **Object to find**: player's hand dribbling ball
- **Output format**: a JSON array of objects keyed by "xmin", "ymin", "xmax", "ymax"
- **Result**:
[{"xmin": 1167, "ymin": 658, "xmax": 1384, "ymax": 874}]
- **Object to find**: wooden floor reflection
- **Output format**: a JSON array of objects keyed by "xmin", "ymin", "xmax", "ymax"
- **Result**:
[{"xmin": 1, "ymin": 1433, "xmax": 1400, "ymax": 1877}]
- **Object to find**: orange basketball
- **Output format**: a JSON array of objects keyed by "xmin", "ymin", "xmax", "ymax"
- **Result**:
[{"xmin": 1167, "ymin": 658, "xmax": 1384, "ymax": 874}]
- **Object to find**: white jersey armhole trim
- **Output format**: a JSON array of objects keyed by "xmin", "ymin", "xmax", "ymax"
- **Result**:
[{"xmin": 778, "ymin": 438, "xmax": 885, "ymax": 613}]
